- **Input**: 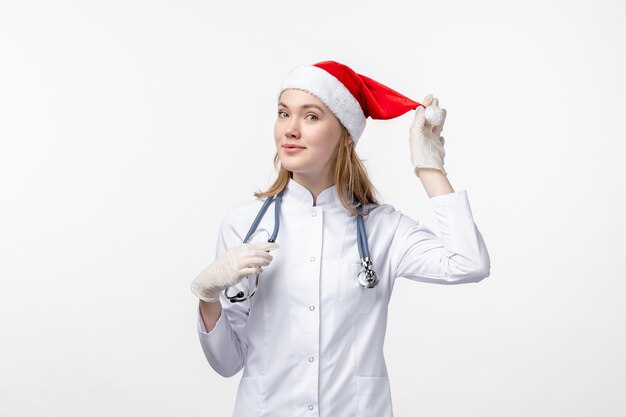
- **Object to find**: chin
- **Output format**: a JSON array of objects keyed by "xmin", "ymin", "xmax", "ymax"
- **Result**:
[
  {"xmin": 280, "ymin": 160, "xmax": 309, "ymax": 173},
  {"xmin": 281, "ymin": 163, "xmax": 303, "ymax": 173},
  {"xmin": 279, "ymin": 156, "xmax": 301, "ymax": 167}
]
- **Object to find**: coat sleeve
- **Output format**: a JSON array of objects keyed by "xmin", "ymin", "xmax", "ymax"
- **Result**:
[
  {"xmin": 389, "ymin": 189, "xmax": 491, "ymax": 284},
  {"xmin": 196, "ymin": 210, "xmax": 252, "ymax": 377}
]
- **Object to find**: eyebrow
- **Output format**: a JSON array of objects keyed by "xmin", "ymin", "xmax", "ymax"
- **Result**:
[{"xmin": 278, "ymin": 102, "xmax": 325, "ymax": 113}]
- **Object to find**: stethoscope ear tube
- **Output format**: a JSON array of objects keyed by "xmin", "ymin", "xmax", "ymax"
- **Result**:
[
  {"xmin": 355, "ymin": 202, "xmax": 379, "ymax": 288},
  {"xmin": 269, "ymin": 192, "xmax": 282, "ymax": 243},
  {"xmin": 243, "ymin": 192, "xmax": 283, "ymax": 244}
]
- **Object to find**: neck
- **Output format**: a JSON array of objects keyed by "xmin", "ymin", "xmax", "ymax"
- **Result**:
[{"xmin": 292, "ymin": 171, "xmax": 334, "ymax": 206}]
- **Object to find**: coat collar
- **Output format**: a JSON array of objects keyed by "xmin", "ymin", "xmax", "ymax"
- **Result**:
[{"xmin": 284, "ymin": 178, "xmax": 340, "ymax": 207}]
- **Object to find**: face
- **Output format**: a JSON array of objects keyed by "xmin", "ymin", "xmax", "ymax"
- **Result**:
[{"xmin": 274, "ymin": 89, "xmax": 344, "ymax": 180}]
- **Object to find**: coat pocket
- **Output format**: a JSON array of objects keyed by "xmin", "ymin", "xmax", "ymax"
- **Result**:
[
  {"xmin": 339, "ymin": 259, "xmax": 379, "ymax": 315},
  {"xmin": 356, "ymin": 376, "xmax": 393, "ymax": 417},
  {"xmin": 233, "ymin": 375, "xmax": 264, "ymax": 417}
]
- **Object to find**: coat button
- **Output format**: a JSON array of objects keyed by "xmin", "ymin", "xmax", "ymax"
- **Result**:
[
  {"xmin": 311, "ymin": 210, "xmax": 317, "ymax": 217},
  {"xmin": 308, "ymin": 405, "xmax": 314, "ymax": 410},
  {"xmin": 308, "ymin": 356, "xmax": 314, "ymax": 362},
  {"xmin": 309, "ymin": 257, "xmax": 315, "ymax": 262},
  {"xmin": 309, "ymin": 305, "xmax": 315, "ymax": 311}
]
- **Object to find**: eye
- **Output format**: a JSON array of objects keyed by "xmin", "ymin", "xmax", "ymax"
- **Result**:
[
  {"xmin": 277, "ymin": 110, "xmax": 288, "ymax": 118},
  {"xmin": 306, "ymin": 114, "xmax": 318, "ymax": 121}
]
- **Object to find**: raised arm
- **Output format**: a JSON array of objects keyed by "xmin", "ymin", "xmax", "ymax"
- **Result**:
[
  {"xmin": 415, "ymin": 167, "xmax": 454, "ymax": 198},
  {"xmin": 390, "ymin": 190, "xmax": 491, "ymax": 284},
  {"xmin": 392, "ymin": 94, "xmax": 490, "ymax": 283}
]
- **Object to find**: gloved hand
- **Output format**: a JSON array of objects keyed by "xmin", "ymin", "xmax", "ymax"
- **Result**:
[
  {"xmin": 409, "ymin": 94, "xmax": 448, "ymax": 176},
  {"xmin": 191, "ymin": 242, "xmax": 279, "ymax": 302}
]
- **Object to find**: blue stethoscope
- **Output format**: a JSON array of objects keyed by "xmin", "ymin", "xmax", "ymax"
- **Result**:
[{"xmin": 224, "ymin": 189, "xmax": 379, "ymax": 303}]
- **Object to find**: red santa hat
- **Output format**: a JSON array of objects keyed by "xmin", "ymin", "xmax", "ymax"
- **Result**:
[{"xmin": 278, "ymin": 60, "xmax": 423, "ymax": 145}]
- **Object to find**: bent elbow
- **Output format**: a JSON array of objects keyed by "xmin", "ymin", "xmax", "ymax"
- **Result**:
[
  {"xmin": 201, "ymin": 339, "xmax": 247, "ymax": 378},
  {"xmin": 469, "ymin": 264, "xmax": 490, "ymax": 283},
  {"xmin": 459, "ymin": 249, "xmax": 491, "ymax": 283},
  {"xmin": 445, "ymin": 258, "xmax": 491, "ymax": 284},
  {"xmin": 447, "ymin": 269, "xmax": 488, "ymax": 284},
  {"xmin": 215, "ymin": 366, "xmax": 243, "ymax": 378},
  {"xmin": 209, "ymin": 358, "xmax": 244, "ymax": 378},
  {"xmin": 476, "ymin": 251, "xmax": 491, "ymax": 281},
  {"xmin": 463, "ymin": 257, "xmax": 491, "ymax": 283}
]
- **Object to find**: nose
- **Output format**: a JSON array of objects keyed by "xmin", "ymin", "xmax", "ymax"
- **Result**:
[{"xmin": 285, "ymin": 118, "xmax": 300, "ymax": 139}]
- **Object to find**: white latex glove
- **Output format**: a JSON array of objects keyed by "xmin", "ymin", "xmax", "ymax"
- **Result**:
[
  {"xmin": 409, "ymin": 94, "xmax": 448, "ymax": 176},
  {"xmin": 191, "ymin": 242, "xmax": 279, "ymax": 302}
]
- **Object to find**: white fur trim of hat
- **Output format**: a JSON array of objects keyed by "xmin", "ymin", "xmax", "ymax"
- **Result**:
[{"xmin": 277, "ymin": 65, "xmax": 367, "ymax": 145}]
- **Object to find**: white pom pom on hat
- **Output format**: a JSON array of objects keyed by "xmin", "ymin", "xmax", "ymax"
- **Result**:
[{"xmin": 424, "ymin": 105, "xmax": 445, "ymax": 126}]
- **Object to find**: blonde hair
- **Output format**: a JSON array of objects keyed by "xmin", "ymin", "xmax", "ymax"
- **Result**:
[{"xmin": 254, "ymin": 127, "xmax": 380, "ymax": 216}]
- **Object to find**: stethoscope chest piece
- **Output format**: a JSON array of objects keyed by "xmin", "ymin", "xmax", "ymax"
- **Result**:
[
  {"xmin": 225, "ymin": 275, "xmax": 259, "ymax": 303},
  {"xmin": 357, "ymin": 258, "xmax": 379, "ymax": 288}
]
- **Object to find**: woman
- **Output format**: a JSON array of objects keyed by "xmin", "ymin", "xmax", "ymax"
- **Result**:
[{"xmin": 191, "ymin": 61, "xmax": 491, "ymax": 417}]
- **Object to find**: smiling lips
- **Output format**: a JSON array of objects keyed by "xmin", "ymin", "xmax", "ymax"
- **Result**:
[{"xmin": 282, "ymin": 144, "xmax": 305, "ymax": 154}]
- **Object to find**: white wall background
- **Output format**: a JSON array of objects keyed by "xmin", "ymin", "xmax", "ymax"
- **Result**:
[{"xmin": 1, "ymin": 0, "xmax": 624, "ymax": 416}]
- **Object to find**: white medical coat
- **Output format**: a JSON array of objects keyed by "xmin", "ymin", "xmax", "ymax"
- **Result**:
[{"xmin": 197, "ymin": 178, "xmax": 490, "ymax": 417}]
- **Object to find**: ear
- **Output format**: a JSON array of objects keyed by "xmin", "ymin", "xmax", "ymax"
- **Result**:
[{"xmin": 342, "ymin": 127, "xmax": 352, "ymax": 143}]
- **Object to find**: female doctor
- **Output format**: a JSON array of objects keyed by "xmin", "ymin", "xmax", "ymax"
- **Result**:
[{"xmin": 191, "ymin": 61, "xmax": 491, "ymax": 417}]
